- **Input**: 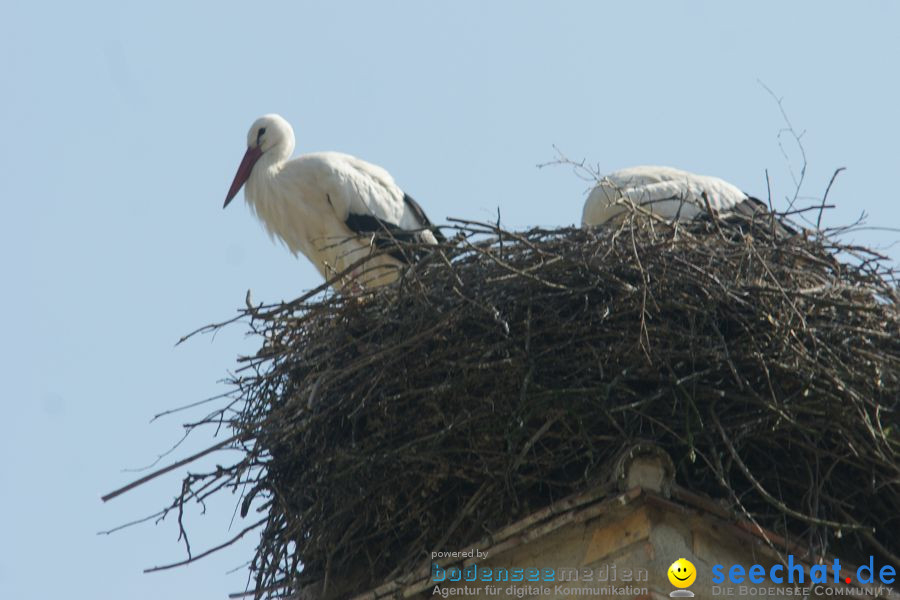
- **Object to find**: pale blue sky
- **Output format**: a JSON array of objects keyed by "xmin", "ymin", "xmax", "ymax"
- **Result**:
[{"xmin": 2, "ymin": 1, "xmax": 897, "ymax": 599}]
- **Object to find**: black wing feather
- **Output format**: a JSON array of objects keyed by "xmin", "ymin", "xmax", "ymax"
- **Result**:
[
  {"xmin": 344, "ymin": 196, "xmax": 443, "ymax": 263},
  {"xmin": 723, "ymin": 196, "xmax": 796, "ymax": 237},
  {"xmin": 402, "ymin": 193, "xmax": 446, "ymax": 242}
]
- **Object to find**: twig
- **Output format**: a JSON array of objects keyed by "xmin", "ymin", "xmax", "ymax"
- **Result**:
[
  {"xmin": 817, "ymin": 167, "xmax": 846, "ymax": 230},
  {"xmin": 143, "ymin": 517, "xmax": 266, "ymax": 573},
  {"xmin": 101, "ymin": 434, "xmax": 243, "ymax": 502}
]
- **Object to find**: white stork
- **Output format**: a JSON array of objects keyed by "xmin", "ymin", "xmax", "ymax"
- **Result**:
[
  {"xmin": 224, "ymin": 114, "xmax": 443, "ymax": 290},
  {"xmin": 581, "ymin": 165, "xmax": 791, "ymax": 234}
]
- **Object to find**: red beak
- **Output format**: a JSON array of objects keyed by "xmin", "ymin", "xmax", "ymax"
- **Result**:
[{"xmin": 224, "ymin": 145, "xmax": 263, "ymax": 208}]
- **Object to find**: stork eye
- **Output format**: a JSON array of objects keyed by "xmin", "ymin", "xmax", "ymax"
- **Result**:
[{"xmin": 256, "ymin": 127, "xmax": 266, "ymax": 144}]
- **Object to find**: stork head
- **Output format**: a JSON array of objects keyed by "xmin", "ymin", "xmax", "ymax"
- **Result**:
[{"xmin": 224, "ymin": 114, "xmax": 296, "ymax": 208}]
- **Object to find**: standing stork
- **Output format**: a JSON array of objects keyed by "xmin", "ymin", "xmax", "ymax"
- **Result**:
[
  {"xmin": 582, "ymin": 165, "xmax": 791, "ymax": 234},
  {"xmin": 224, "ymin": 114, "xmax": 443, "ymax": 290}
]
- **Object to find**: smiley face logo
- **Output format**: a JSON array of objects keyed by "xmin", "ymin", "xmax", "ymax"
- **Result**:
[{"xmin": 668, "ymin": 558, "xmax": 697, "ymax": 588}]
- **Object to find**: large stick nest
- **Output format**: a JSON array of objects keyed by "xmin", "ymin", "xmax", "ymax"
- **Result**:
[{"xmin": 168, "ymin": 214, "xmax": 899, "ymax": 599}]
